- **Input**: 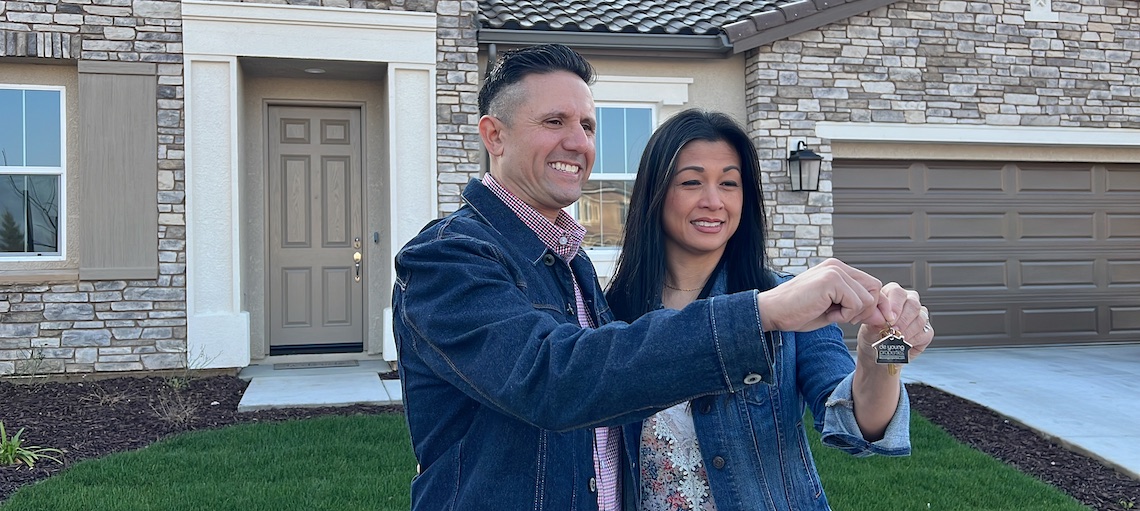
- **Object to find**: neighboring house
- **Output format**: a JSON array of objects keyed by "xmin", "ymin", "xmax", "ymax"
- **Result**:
[{"xmin": 1, "ymin": 0, "xmax": 1137, "ymax": 377}]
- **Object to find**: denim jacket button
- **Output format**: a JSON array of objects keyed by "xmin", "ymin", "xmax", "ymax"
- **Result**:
[
  {"xmin": 711, "ymin": 456, "xmax": 725, "ymax": 469},
  {"xmin": 700, "ymin": 401, "xmax": 712, "ymax": 414},
  {"xmin": 542, "ymin": 253, "xmax": 556, "ymax": 266},
  {"xmin": 589, "ymin": 476, "xmax": 597, "ymax": 493},
  {"xmin": 743, "ymin": 373, "xmax": 763, "ymax": 385}
]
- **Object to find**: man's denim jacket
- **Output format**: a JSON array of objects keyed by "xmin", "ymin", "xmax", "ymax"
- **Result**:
[
  {"xmin": 393, "ymin": 179, "xmax": 777, "ymax": 511},
  {"xmin": 622, "ymin": 270, "xmax": 911, "ymax": 511}
]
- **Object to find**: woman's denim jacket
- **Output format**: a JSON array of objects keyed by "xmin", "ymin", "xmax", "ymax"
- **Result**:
[
  {"xmin": 622, "ymin": 270, "xmax": 912, "ymax": 511},
  {"xmin": 393, "ymin": 179, "xmax": 779, "ymax": 511}
]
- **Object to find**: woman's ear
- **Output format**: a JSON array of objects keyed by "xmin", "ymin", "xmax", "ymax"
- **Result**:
[{"xmin": 479, "ymin": 115, "xmax": 506, "ymax": 157}]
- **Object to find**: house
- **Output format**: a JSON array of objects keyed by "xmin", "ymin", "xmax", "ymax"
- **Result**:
[{"xmin": 1, "ymin": 0, "xmax": 1137, "ymax": 377}]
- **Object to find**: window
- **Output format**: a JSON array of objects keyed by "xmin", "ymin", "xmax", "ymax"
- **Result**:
[
  {"xmin": 0, "ymin": 86, "xmax": 65, "ymax": 259},
  {"xmin": 577, "ymin": 105, "xmax": 653, "ymax": 248}
]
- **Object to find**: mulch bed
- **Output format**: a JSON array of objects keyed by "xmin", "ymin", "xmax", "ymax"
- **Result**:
[{"xmin": 1, "ymin": 376, "xmax": 1137, "ymax": 509}]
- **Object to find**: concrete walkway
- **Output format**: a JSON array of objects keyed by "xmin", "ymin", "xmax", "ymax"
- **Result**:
[{"xmin": 902, "ymin": 343, "xmax": 1140, "ymax": 480}]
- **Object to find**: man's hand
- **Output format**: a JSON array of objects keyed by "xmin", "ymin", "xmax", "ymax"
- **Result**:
[
  {"xmin": 756, "ymin": 258, "xmax": 885, "ymax": 332},
  {"xmin": 857, "ymin": 282, "xmax": 933, "ymax": 361}
]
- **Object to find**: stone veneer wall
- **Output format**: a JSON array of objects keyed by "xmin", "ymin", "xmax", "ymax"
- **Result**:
[
  {"xmin": 747, "ymin": 0, "xmax": 1140, "ymax": 273},
  {"xmin": 434, "ymin": 0, "xmax": 483, "ymax": 215},
  {"xmin": 0, "ymin": 0, "xmax": 480, "ymax": 375},
  {"xmin": 0, "ymin": 0, "xmax": 187, "ymax": 375}
]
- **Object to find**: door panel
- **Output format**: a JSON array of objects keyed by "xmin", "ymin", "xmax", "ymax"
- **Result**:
[{"xmin": 268, "ymin": 106, "xmax": 364, "ymax": 353}]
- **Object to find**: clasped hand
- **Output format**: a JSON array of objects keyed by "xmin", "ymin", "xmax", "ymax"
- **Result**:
[{"xmin": 757, "ymin": 258, "xmax": 933, "ymax": 358}]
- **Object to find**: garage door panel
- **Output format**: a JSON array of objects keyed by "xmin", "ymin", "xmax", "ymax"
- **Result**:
[
  {"xmin": 833, "ymin": 213, "xmax": 915, "ymax": 239},
  {"xmin": 834, "ymin": 159, "xmax": 1140, "ymax": 347},
  {"xmin": 1016, "ymin": 165, "xmax": 1094, "ymax": 192},
  {"xmin": 1111, "ymin": 307, "xmax": 1140, "ymax": 331},
  {"xmin": 1106, "ymin": 165, "xmax": 1140, "ymax": 191},
  {"xmin": 1019, "ymin": 214, "xmax": 1096, "ymax": 239},
  {"xmin": 851, "ymin": 262, "xmax": 916, "ymax": 288},
  {"xmin": 832, "ymin": 162, "xmax": 913, "ymax": 191},
  {"xmin": 1108, "ymin": 260, "xmax": 1140, "ymax": 285},
  {"xmin": 1021, "ymin": 307, "xmax": 1098, "ymax": 334},
  {"xmin": 928, "ymin": 261, "xmax": 1007, "ymax": 289},
  {"xmin": 927, "ymin": 213, "xmax": 1006, "ymax": 239},
  {"xmin": 1107, "ymin": 214, "xmax": 1140, "ymax": 238},
  {"xmin": 1020, "ymin": 260, "xmax": 1097, "ymax": 288},
  {"xmin": 926, "ymin": 166, "xmax": 1005, "ymax": 192}
]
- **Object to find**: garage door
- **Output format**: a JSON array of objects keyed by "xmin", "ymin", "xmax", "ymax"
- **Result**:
[{"xmin": 833, "ymin": 160, "xmax": 1140, "ymax": 347}]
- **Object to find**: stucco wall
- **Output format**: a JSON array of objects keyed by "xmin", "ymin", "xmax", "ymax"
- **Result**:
[{"xmin": 591, "ymin": 54, "xmax": 749, "ymax": 124}]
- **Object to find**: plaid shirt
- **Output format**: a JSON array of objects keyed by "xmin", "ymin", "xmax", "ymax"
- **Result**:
[{"xmin": 483, "ymin": 174, "xmax": 622, "ymax": 511}]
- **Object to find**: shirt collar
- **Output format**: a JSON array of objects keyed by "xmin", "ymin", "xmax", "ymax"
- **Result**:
[{"xmin": 482, "ymin": 174, "xmax": 586, "ymax": 262}]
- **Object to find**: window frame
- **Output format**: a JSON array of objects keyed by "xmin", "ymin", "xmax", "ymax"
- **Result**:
[
  {"xmin": 0, "ymin": 83, "xmax": 68, "ymax": 262},
  {"xmin": 568, "ymin": 101, "xmax": 657, "ymax": 256}
]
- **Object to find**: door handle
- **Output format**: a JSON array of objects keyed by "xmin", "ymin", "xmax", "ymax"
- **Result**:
[{"xmin": 353, "ymin": 251, "xmax": 362, "ymax": 282}]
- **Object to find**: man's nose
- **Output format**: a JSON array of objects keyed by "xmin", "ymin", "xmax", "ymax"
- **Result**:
[{"xmin": 563, "ymin": 124, "xmax": 592, "ymax": 152}]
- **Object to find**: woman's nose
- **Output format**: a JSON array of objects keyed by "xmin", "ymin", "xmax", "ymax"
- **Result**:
[{"xmin": 701, "ymin": 187, "xmax": 724, "ymax": 209}]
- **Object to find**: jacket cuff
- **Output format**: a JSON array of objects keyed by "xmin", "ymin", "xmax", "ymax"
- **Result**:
[
  {"xmin": 708, "ymin": 290, "xmax": 776, "ymax": 393},
  {"xmin": 819, "ymin": 372, "xmax": 912, "ymax": 457}
]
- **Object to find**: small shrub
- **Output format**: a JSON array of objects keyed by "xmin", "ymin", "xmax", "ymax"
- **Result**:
[
  {"xmin": 151, "ymin": 387, "xmax": 197, "ymax": 429},
  {"xmin": 80, "ymin": 383, "xmax": 132, "ymax": 407},
  {"xmin": 0, "ymin": 421, "xmax": 64, "ymax": 469}
]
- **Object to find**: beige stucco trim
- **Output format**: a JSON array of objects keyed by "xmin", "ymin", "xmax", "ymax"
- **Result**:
[{"xmin": 832, "ymin": 141, "xmax": 1140, "ymax": 162}]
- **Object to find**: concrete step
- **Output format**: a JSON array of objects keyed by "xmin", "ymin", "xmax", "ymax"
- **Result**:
[{"xmin": 236, "ymin": 361, "xmax": 401, "ymax": 412}]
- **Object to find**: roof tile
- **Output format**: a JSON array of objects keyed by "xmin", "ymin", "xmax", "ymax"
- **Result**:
[{"xmin": 478, "ymin": 0, "xmax": 804, "ymax": 36}]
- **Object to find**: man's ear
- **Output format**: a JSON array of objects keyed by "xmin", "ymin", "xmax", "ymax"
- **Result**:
[{"xmin": 479, "ymin": 115, "xmax": 506, "ymax": 157}]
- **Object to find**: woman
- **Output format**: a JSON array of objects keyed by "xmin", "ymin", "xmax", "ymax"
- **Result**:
[{"xmin": 606, "ymin": 109, "xmax": 933, "ymax": 510}]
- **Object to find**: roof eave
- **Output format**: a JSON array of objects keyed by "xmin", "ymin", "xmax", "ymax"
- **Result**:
[
  {"xmin": 478, "ymin": 28, "xmax": 733, "ymax": 55},
  {"xmin": 725, "ymin": 0, "xmax": 900, "ymax": 53}
]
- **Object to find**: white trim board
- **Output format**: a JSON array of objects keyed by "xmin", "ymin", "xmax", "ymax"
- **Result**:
[
  {"xmin": 182, "ymin": 0, "xmax": 436, "ymax": 65},
  {"xmin": 816, "ymin": 122, "xmax": 1140, "ymax": 147}
]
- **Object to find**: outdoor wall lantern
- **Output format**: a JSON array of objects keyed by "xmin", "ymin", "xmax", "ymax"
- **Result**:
[{"xmin": 786, "ymin": 140, "xmax": 823, "ymax": 192}]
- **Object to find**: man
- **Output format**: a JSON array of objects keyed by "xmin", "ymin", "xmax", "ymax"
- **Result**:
[{"xmin": 393, "ymin": 44, "xmax": 896, "ymax": 510}]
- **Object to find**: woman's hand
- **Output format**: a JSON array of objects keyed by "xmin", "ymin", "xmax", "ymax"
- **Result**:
[{"xmin": 857, "ymin": 282, "xmax": 933, "ymax": 361}]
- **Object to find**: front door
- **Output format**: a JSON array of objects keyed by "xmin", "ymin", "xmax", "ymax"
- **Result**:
[{"xmin": 267, "ymin": 106, "xmax": 364, "ymax": 355}]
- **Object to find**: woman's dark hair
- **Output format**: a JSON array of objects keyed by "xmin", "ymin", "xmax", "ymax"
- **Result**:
[
  {"xmin": 478, "ymin": 44, "xmax": 595, "ymax": 119},
  {"xmin": 606, "ymin": 109, "xmax": 775, "ymax": 322}
]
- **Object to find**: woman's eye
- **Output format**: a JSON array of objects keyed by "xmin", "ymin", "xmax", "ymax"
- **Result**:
[{"xmin": 722, "ymin": 181, "xmax": 740, "ymax": 187}]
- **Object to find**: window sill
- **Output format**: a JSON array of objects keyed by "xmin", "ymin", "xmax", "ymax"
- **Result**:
[{"xmin": 0, "ymin": 269, "xmax": 80, "ymax": 285}]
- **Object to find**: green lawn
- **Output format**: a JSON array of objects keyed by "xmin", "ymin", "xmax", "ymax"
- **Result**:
[
  {"xmin": 2, "ymin": 412, "xmax": 1089, "ymax": 511},
  {"xmin": 809, "ymin": 414, "xmax": 1088, "ymax": 510},
  {"xmin": 1, "ymin": 414, "xmax": 416, "ymax": 511}
]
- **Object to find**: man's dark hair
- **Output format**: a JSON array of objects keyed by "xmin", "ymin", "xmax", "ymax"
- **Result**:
[
  {"xmin": 478, "ymin": 44, "xmax": 595, "ymax": 119},
  {"xmin": 606, "ymin": 109, "xmax": 776, "ymax": 322}
]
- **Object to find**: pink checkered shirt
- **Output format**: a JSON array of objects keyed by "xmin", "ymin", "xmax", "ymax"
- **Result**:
[{"xmin": 483, "ymin": 174, "xmax": 622, "ymax": 511}]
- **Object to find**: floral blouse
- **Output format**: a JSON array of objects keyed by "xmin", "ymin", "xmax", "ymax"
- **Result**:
[{"xmin": 640, "ymin": 402, "xmax": 718, "ymax": 511}]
